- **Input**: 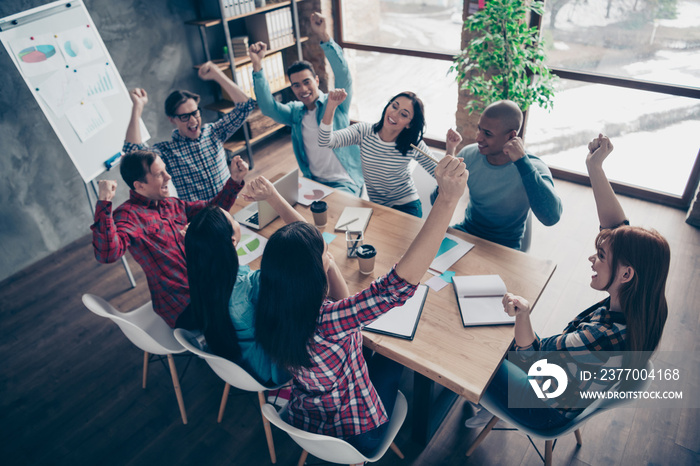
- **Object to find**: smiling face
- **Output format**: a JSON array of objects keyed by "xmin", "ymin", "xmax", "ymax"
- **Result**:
[
  {"xmin": 133, "ymin": 156, "xmax": 171, "ymax": 201},
  {"xmin": 383, "ymin": 96, "xmax": 414, "ymax": 134},
  {"xmin": 475, "ymin": 115, "xmax": 514, "ymax": 157},
  {"xmin": 221, "ymin": 208, "xmax": 243, "ymax": 248},
  {"xmin": 169, "ymin": 98, "xmax": 202, "ymax": 140},
  {"xmin": 289, "ymin": 70, "xmax": 320, "ymax": 109},
  {"xmin": 589, "ymin": 240, "xmax": 614, "ymax": 291}
]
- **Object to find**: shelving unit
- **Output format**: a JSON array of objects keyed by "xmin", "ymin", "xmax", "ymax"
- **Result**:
[{"xmin": 187, "ymin": 0, "xmax": 306, "ymax": 167}]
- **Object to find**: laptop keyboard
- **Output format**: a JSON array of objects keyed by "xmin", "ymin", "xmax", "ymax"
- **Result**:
[{"xmin": 246, "ymin": 212, "xmax": 259, "ymax": 226}]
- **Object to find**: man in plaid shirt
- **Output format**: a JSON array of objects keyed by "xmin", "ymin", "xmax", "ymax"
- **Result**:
[
  {"xmin": 123, "ymin": 62, "xmax": 254, "ymax": 202},
  {"xmin": 91, "ymin": 150, "xmax": 247, "ymax": 328}
]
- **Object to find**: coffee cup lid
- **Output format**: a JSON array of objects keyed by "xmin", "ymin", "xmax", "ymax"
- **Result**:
[
  {"xmin": 356, "ymin": 244, "xmax": 376, "ymax": 258},
  {"xmin": 310, "ymin": 201, "xmax": 327, "ymax": 213}
]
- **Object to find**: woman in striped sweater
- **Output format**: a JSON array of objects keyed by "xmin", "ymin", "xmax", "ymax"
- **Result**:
[{"xmin": 319, "ymin": 89, "xmax": 462, "ymax": 217}]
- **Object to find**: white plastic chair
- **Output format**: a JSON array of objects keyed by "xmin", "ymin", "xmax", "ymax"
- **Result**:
[
  {"xmin": 466, "ymin": 360, "xmax": 655, "ymax": 465},
  {"xmin": 81, "ymin": 294, "xmax": 188, "ymax": 424},
  {"xmin": 174, "ymin": 328, "xmax": 288, "ymax": 464},
  {"xmin": 261, "ymin": 390, "xmax": 408, "ymax": 466}
]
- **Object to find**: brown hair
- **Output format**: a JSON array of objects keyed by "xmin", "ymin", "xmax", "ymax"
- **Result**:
[{"xmin": 596, "ymin": 226, "xmax": 670, "ymax": 355}]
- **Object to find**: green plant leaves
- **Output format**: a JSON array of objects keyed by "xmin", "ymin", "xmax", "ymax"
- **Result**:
[{"xmin": 453, "ymin": 0, "xmax": 557, "ymax": 113}]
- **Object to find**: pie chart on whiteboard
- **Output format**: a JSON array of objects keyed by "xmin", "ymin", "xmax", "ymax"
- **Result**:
[{"xmin": 18, "ymin": 44, "xmax": 56, "ymax": 63}]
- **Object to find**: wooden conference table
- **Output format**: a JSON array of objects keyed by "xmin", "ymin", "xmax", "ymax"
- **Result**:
[{"xmin": 239, "ymin": 183, "xmax": 556, "ymax": 443}]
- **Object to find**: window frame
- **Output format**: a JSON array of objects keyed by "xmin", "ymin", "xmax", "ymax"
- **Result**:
[{"xmin": 332, "ymin": 0, "xmax": 700, "ymax": 208}]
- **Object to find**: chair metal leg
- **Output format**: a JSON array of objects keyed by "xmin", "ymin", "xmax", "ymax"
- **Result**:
[
  {"xmin": 574, "ymin": 428, "xmax": 583, "ymax": 446},
  {"xmin": 390, "ymin": 441, "xmax": 405, "ymax": 459},
  {"xmin": 217, "ymin": 383, "xmax": 231, "ymax": 423},
  {"xmin": 465, "ymin": 415, "xmax": 500, "ymax": 456},
  {"xmin": 545, "ymin": 440, "xmax": 553, "ymax": 466},
  {"xmin": 142, "ymin": 351, "xmax": 149, "ymax": 389},
  {"xmin": 167, "ymin": 354, "xmax": 188, "ymax": 425},
  {"xmin": 258, "ymin": 391, "xmax": 277, "ymax": 463},
  {"xmin": 296, "ymin": 449, "xmax": 308, "ymax": 466}
]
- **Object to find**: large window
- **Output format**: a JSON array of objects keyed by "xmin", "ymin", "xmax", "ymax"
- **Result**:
[
  {"xmin": 527, "ymin": 82, "xmax": 699, "ymax": 197},
  {"xmin": 347, "ymin": 51, "xmax": 457, "ymax": 140},
  {"xmin": 529, "ymin": 0, "xmax": 700, "ymax": 206},
  {"xmin": 340, "ymin": 0, "xmax": 463, "ymax": 54},
  {"xmin": 336, "ymin": 0, "xmax": 462, "ymax": 143},
  {"xmin": 335, "ymin": 0, "xmax": 700, "ymax": 206}
]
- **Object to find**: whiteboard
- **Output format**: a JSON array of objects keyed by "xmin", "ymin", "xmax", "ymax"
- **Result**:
[{"xmin": 0, "ymin": 0, "xmax": 149, "ymax": 183}]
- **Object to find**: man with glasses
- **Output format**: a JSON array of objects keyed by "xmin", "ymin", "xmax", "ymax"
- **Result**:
[{"xmin": 123, "ymin": 61, "xmax": 254, "ymax": 202}]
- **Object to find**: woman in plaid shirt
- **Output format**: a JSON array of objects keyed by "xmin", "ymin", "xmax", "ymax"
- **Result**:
[
  {"xmin": 465, "ymin": 135, "xmax": 671, "ymax": 430},
  {"xmin": 255, "ymin": 155, "xmax": 468, "ymax": 454}
]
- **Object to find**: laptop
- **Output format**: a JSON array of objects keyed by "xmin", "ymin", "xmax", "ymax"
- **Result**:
[{"xmin": 234, "ymin": 169, "xmax": 299, "ymax": 230}]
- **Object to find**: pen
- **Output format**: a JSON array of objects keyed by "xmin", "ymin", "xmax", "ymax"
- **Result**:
[
  {"xmin": 410, "ymin": 144, "xmax": 440, "ymax": 164},
  {"xmin": 350, "ymin": 233, "xmax": 362, "ymax": 257},
  {"xmin": 337, "ymin": 217, "xmax": 359, "ymax": 230}
]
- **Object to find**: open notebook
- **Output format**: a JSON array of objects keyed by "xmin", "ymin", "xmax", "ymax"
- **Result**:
[
  {"xmin": 334, "ymin": 207, "xmax": 373, "ymax": 232},
  {"xmin": 452, "ymin": 275, "xmax": 514, "ymax": 326},
  {"xmin": 364, "ymin": 285, "xmax": 428, "ymax": 340}
]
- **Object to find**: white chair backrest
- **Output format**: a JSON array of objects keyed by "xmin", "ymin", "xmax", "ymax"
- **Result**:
[
  {"xmin": 82, "ymin": 294, "xmax": 182, "ymax": 355},
  {"xmin": 261, "ymin": 390, "xmax": 408, "ymax": 464},
  {"xmin": 173, "ymin": 328, "xmax": 268, "ymax": 392},
  {"xmin": 563, "ymin": 359, "xmax": 656, "ymax": 430},
  {"xmin": 261, "ymin": 404, "xmax": 368, "ymax": 465}
]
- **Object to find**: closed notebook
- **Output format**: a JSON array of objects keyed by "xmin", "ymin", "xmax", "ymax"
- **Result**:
[
  {"xmin": 452, "ymin": 275, "xmax": 514, "ymax": 326},
  {"xmin": 334, "ymin": 207, "xmax": 373, "ymax": 232},
  {"xmin": 364, "ymin": 285, "xmax": 428, "ymax": 340}
]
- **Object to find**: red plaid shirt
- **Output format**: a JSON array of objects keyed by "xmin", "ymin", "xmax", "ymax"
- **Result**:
[
  {"xmin": 287, "ymin": 266, "xmax": 417, "ymax": 438},
  {"xmin": 90, "ymin": 178, "xmax": 243, "ymax": 327}
]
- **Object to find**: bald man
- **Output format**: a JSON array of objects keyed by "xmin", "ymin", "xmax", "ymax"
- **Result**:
[{"xmin": 450, "ymin": 100, "xmax": 562, "ymax": 249}]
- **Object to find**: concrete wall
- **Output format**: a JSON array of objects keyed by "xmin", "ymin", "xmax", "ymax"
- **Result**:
[{"xmin": 0, "ymin": 0, "xmax": 210, "ymax": 283}]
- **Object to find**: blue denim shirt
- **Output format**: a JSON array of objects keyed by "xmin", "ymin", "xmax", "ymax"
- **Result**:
[{"xmin": 252, "ymin": 40, "xmax": 363, "ymax": 190}]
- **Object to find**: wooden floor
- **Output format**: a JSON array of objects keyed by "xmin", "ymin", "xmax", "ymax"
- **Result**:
[{"xmin": 1, "ymin": 132, "xmax": 698, "ymax": 466}]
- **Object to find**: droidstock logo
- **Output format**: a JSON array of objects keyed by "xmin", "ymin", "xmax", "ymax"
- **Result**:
[{"xmin": 528, "ymin": 359, "xmax": 568, "ymax": 399}]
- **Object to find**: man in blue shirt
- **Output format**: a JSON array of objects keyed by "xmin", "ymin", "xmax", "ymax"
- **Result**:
[
  {"xmin": 448, "ymin": 100, "xmax": 563, "ymax": 250},
  {"xmin": 249, "ymin": 12, "xmax": 363, "ymax": 195}
]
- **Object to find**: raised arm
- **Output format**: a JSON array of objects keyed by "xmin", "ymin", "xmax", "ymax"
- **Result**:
[
  {"xmin": 249, "ymin": 42, "xmax": 294, "ymax": 125},
  {"xmin": 309, "ymin": 12, "xmax": 331, "ymax": 43},
  {"xmin": 318, "ymin": 89, "xmax": 363, "ymax": 150},
  {"xmin": 586, "ymin": 134, "xmax": 627, "ymax": 229},
  {"xmin": 504, "ymin": 136, "xmax": 562, "ymax": 226},
  {"xmin": 326, "ymin": 254, "xmax": 350, "ymax": 300},
  {"xmin": 125, "ymin": 88, "xmax": 148, "ymax": 144},
  {"xmin": 395, "ymin": 155, "xmax": 468, "ymax": 284},
  {"xmin": 199, "ymin": 61, "xmax": 249, "ymax": 104},
  {"xmin": 91, "ymin": 180, "xmax": 131, "ymax": 263},
  {"xmin": 445, "ymin": 128, "xmax": 462, "ymax": 156},
  {"xmin": 321, "ymin": 88, "xmax": 346, "ymax": 126},
  {"xmin": 241, "ymin": 176, "xmax": 305, "ymax": 224}
]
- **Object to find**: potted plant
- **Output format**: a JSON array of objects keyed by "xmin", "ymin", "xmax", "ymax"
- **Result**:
[{"xmin": 452, "ymin": 0, "xmax": 556, "ymax": 116}]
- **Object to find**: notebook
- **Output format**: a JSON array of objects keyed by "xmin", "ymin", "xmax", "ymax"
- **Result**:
[
  {"xmin": 334, "ymin": 206, "xmax": 373, "ymax": 232},
  {"xmin": 364, "ymin": 285, "xmax": 428, "ymax": 340},
  {"xmin": 452, "ymin": 275, "xmax": 514, "ymax": 326},
  {"xmin": 234, "ymin": 169, "xmax": 299, "ymax": 230}
]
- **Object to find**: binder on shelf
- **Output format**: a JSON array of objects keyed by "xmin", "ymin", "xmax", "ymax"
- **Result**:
[{"xmin": 245, "ymin": 7, "xmax": 294, "ymax": 51}]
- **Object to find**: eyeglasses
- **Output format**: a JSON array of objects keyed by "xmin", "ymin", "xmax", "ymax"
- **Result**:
[{"xmin": 174, "ymin": 107, "xmax": 201, "ymax": 122}]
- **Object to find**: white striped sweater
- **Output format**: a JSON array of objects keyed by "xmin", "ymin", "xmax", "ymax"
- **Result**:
[{"xmin": 319, "ymin": 122, "xmax": 437, "ymax": 207}]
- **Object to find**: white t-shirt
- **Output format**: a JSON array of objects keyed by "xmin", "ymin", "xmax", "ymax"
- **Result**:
[{"xmin": 301, "ymin": 108, "xmax": 354, "ymax": 184}]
